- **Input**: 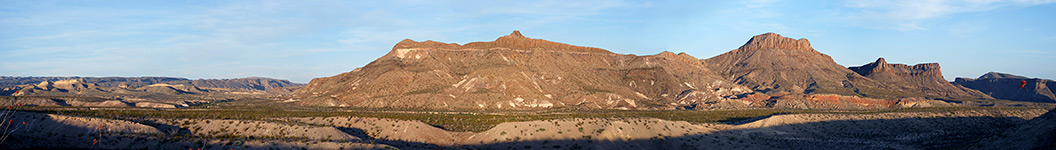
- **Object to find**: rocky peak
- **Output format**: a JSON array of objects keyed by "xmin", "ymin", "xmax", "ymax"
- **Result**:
[
  {"xmin": 850, "ymin": 58, "xmax": 887, "ymax": 76},
  {"xmin": 656, "ymin": 51, "xmax": 679, "ymax": 57},
  {"xmin": 507, "ymin": 30, "xmax": 524, "ymax": 38},
  {"xmin": 736, "ymin": 32, "xmax": 814, "ymax": 52},
  {"xmin": 874, "ymin": 57, "xmax": 888, "ymax": 66}
]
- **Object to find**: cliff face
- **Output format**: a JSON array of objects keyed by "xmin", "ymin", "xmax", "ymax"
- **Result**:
[
  {"xmin": 848, "ymin": 58, "xmax": 992, "ymax": 100},
  {"xmin": 955, "ymin": 72, "xmax": 1056, "ymax": 103},
  {"xmin": 293, "ymin": 31, "xmax": 752, "ymax": 110}
]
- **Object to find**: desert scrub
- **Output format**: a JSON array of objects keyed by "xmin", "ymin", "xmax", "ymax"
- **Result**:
[{"xmin": 11, "ymin": 106, "xmax": 1032, "ymax": 132}]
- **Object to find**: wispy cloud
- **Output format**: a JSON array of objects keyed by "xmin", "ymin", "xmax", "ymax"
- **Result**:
[
  {"xmin": 744, "ymin": 0, "xmax": 783, "ymax": 8},
  {"xmin": 0, "ymin": 0, "xmax": 634, "ymax": 82},
  {"xmin": 841, "ymin": 0, "xmax": 1055, "ymax": 30}
]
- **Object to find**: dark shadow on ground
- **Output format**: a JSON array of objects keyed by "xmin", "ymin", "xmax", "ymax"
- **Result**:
[
  {"xmin": 372, "ymin": 116, "xmax": 1032, "ymax": 150},
  {"xmin": 4, "ymin": 111, "xmax": 1049, "ymax": 150}
]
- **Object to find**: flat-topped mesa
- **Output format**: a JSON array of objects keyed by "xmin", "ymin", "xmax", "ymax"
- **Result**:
[
  {"xmin": 735, "ymin": 33, "xmax": 815, "ymax": 52},
  {"xmin": 464, "ymin": 30, "xmax": 613, "ymax": 54},
  {"xmin": 392, "ymin": 39, "xmax": 462, "ymax": 49},
  {"xmin": 388, "ymin": 30, "xmax": 612, "ymax": 53},
  {"xmin": 850, "ymin": 57, "xmax": 944, "ymax": 77},
  {"xmin": 385, "ymin": 31, "xmax": 613, "ymax": 59},
  {"xmin": 978, "ymin": 72, "xmax": 1030, "ymax": 79}
]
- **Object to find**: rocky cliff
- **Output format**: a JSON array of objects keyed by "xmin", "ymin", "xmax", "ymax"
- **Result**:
[
  {"xmin": 955, "ymin": 72, "xmax": 1055, "ymax": 103},
  {"xmin": 848, "ymin": 58, "xmax": 992, "ymax": 99}
]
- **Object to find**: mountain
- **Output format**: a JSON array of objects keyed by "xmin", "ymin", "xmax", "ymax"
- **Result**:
[
  {"xmin": 292, "ymin": 31, "xmax": 969, "ymax": 110},
  {"xmin": 978, "ymin": 72, "xmax": 1029, "ymax": 79},
  {"xmin": 954, "ymin": 72, "xmax": 1056, "ymax": 103},
  {"xmin": 703, "ymin": 33, "xmax": 898, "ymax": 98},
  {"xmin": 848, "ymin": 58, "xmax": 992, "ymax": 100},
  {"xmin": 0, "ymin": 76, "xmax": 305, "ymax": 108},
  {"xmin": 292, "ymin": 31, "xmax": 752, "ymax": 110}
]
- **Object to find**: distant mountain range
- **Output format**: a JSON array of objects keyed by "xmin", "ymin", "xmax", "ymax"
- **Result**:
[
  {"xmin": 0, "ymin": 76, "xmax": 304, "ymax": 108},
  {"xmin": 956, "ymin": 72, "xmax": 1056, "ymax": 103},
  {"xmin": 291, "ymin": 31, "xmax": 1050, "ymax": 110},
  {"xmin": 0, "ymin": 76, "xmax": 303, "ymax": 92}
]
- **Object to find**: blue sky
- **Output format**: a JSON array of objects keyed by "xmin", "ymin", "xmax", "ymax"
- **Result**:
[{"xmin": 1, "ymin": 0, "xmax": 1054, "ymax": 83}]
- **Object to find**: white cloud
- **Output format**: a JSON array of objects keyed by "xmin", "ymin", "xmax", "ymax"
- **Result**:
[
  {"xmin": 744, "ymin": 0, "xmax": 783, "ymax": 8},
  {"xmin": 841, "ymin": 0, "xmax": 1055, "ymax": 30},
  {"xmin": 0, "ymin": 0, "xmax": 637, "ymax": 82}
]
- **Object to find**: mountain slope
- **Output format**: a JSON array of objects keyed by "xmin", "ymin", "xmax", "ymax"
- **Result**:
[
  {"xmin": 704, "ymin": 33, "xmax": 899, "ymax": 98},
  {"xmin": 955, "ymin": 72, "xmax": 1056, "ymax": 103},
  {"xmin": 292, "ymin": 31, "xmax": 752, "ymax": 110},
  {"xmin": 848, "ymin": 58, "xmax": 992, "ymax": 99},
  {"xmin": 979, "ymin": 108, "xmax": 1056, "ymax": 149}
]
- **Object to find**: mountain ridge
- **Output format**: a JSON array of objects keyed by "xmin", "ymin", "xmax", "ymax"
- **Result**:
[
  {"xmin": 292, "ymin": 31, "xmax": 987, "ymax": 110},
  {"xmin": 848, "ymin": 57, "xmax": 992, "ymax": 99},
  {"xmin": 955, "ymin": 72, "xmax": 1055, "ymax": 103}
]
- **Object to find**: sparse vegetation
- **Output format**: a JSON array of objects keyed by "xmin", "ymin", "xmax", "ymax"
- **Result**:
[{"xmin": 6, "ymin": 106, "xmax": 1040, "ymax": 132}]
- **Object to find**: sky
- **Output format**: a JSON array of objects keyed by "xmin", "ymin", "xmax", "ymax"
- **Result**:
[{"xmin": 1, "ymin": 0, "xmax": 1054, "ymax": 83}]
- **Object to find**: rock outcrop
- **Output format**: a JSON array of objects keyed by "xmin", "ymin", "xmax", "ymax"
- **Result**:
[
  {"xmin": 848, "ymin": 58, "xmax": 992, "ymax": 100},
  {"xmin": 954, "ymin": 72, "xmax": 1056, "ymax": 103},
  {"xmin": 293, "ymin": 31, "xmax": 751, "ymax": 110}
]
